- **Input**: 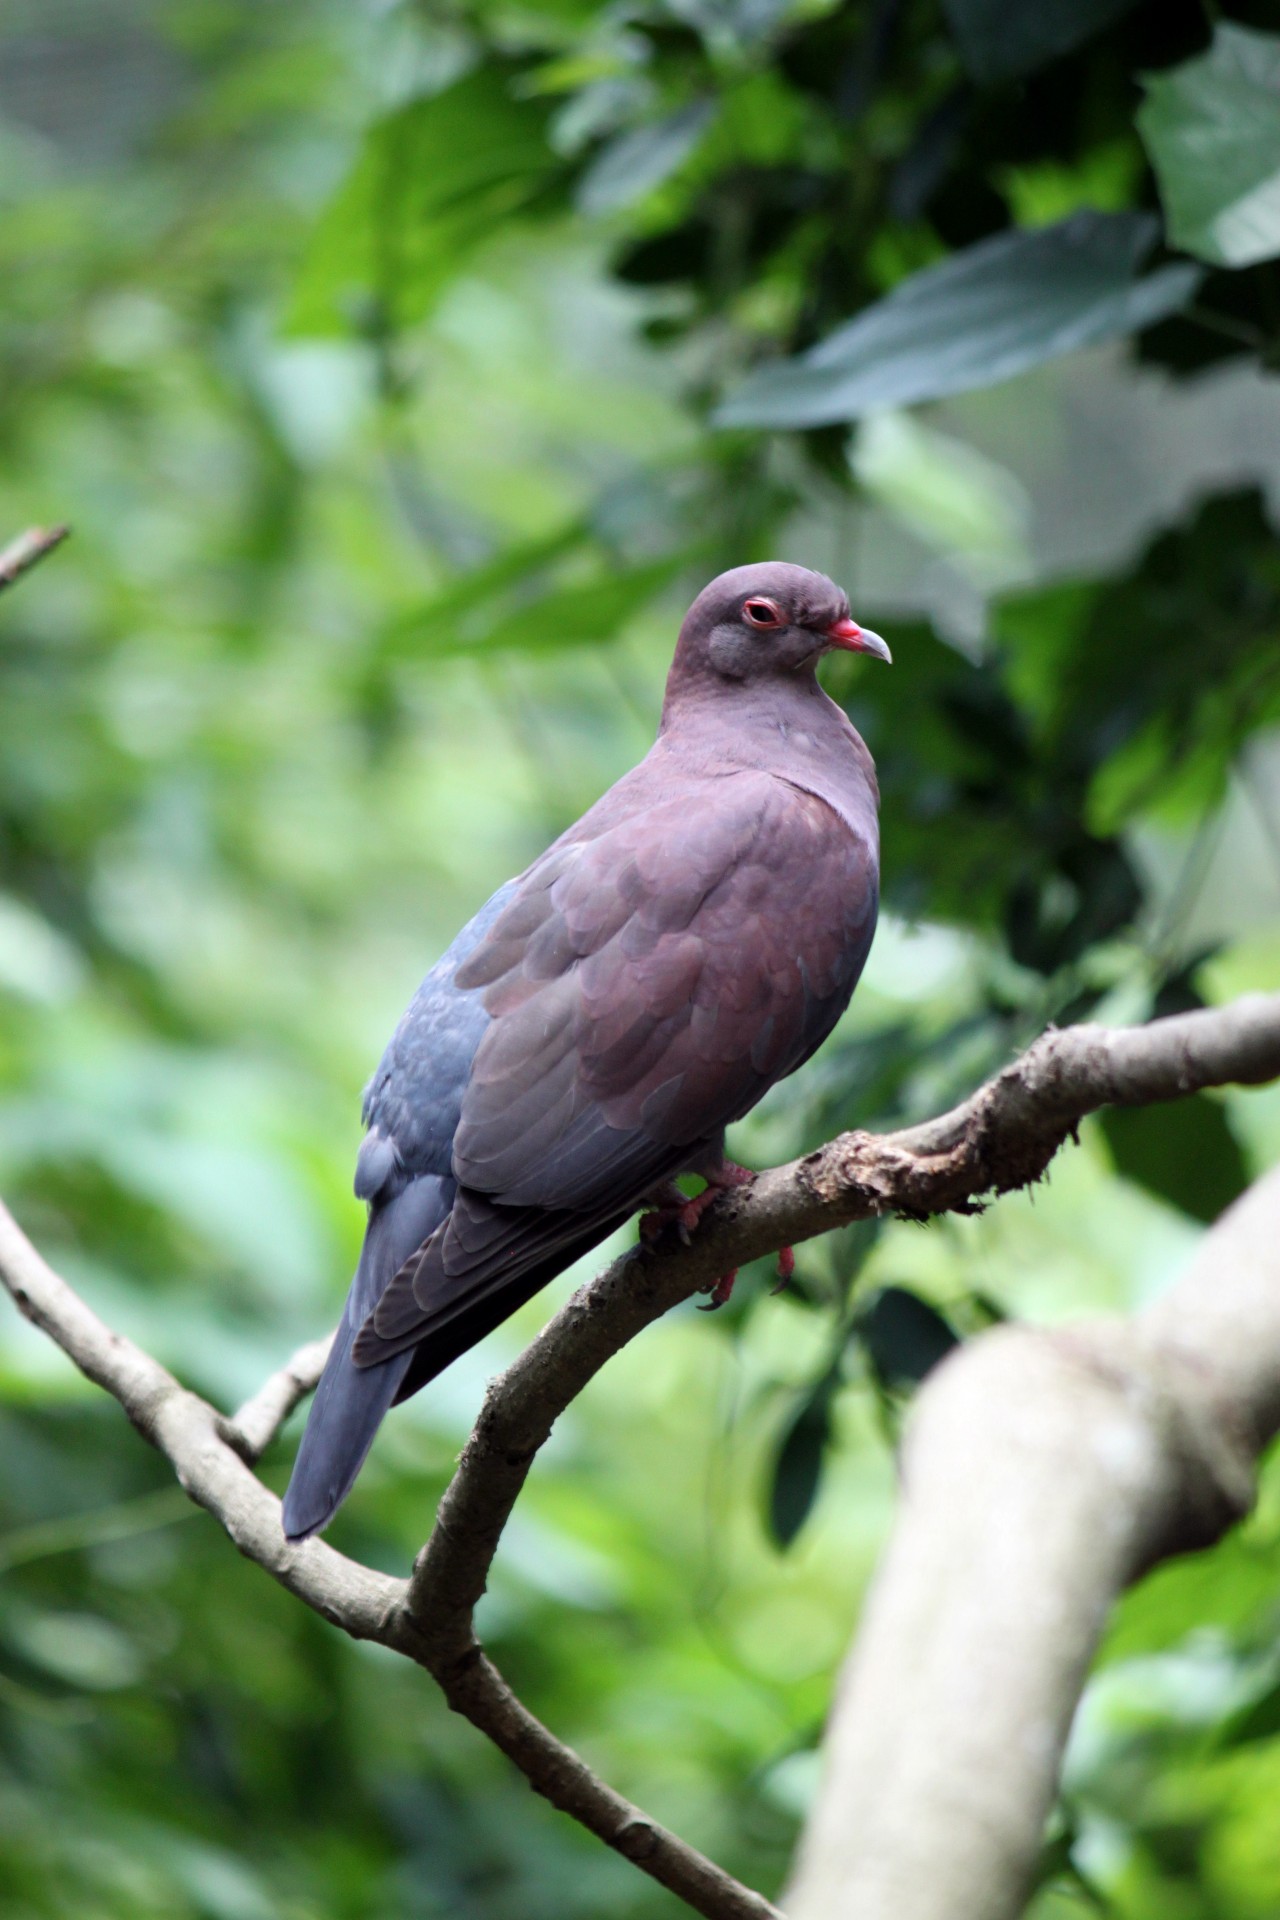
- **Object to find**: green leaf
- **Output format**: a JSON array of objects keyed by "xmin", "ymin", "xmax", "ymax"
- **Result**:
[
  {"xmin": 715, "ymin": 213, "xmax": 1201, "ymax": 428},
  {"xmin": 1139, "ymin": 25, "xmax": 1280, "ymax": 269},
  {"xmin": 943, "ymin": 0, "xmax": 1139, "ymax": 85},
  {"xmin": 767, "ymin": 1370, "xmax": 838, "ymax": 1550},
  {"xmin": 577, "ymin": 100, "xmax": 717, "ymax": 217},
  {"xmin": 1100, "ymin": 1094, "xmax": 1249, "ymax": 1225},
  {"xmin": 1216, "ymin": 1675, "xmax": 1280, "ymax": 1751},
  {"xmin": 858, "ymin": 1287, "xmax": 960, "ymax": 1391},
  {"xmin": 289, "ymin": 65, "xmax": 560, "ymax": 335},
  {"xmin": 999, "ymin": 488, "xmax": 1280, "ymax": 836},
  {"xmin": 383, "ymin": 547, "xmax": 693, "ymax": 657},
  {"xmin": 381, "ymin": 523, "xmax": 587, "ymax": 654}
]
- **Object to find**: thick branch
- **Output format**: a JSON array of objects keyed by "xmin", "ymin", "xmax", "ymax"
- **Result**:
[
  {"xmin": 1, "ymin": 993, "xmax": 1278, "ymax": 1920},
  {"xmin": 783, "ymin": 1164, "xmax": 1280, "ymax": 1920},
  {"xmin": 0, "ymin": 524, "xmax": 69, "ymax": 591}
]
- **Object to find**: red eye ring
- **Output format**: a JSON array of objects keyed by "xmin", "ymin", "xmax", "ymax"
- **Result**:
[{"xmin": 742, "ymin": 597, "xmax": 783, "ymax": 628}]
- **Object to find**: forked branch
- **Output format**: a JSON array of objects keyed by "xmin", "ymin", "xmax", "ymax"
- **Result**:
[{"xmin": 1, "ymin": 993, "xmax": 1279, "ymax": 1920}]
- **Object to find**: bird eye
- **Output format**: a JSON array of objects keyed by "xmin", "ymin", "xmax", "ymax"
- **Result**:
[{"xmin": 743, "ymin": 598, "xmax": 783, "ymax": 628}]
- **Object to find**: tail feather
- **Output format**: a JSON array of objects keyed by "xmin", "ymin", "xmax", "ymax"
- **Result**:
[
  {"xmin": 280, "ymin": 1312, "xmax": 413, "ymax": 1542},
  {"xmin": 281, "ymin": 1173, "xmax": 453, "ymax": 1541},
  {"xmin": 391, "ymin": 1206, "xmax": 633, "ymax": 1404}
]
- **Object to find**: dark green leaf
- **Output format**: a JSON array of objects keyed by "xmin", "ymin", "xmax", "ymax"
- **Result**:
[
  {"xmin": 858, "ymin": 1287, "xmax": 961, "ymax": 1391},
  {"xmin": 716, "ymin": 213, "xmax": 1200, "ymax": 428},
  {"xmin": 1005, "ymin": 835, "xmax": 1142, "ymax": 973},
  {"xmin": 1216, "ymin": 1674, "xmax": 1280, "ymax": 1751},
  {"xmin": 943, "ymin": 0, "xmax": 1139, "ymax": 84},
  {"xmin": 767, "ymin": 1371, "xmax": 838, "ymax": 1549},
  {"xmin": 998, "ymin": 488, "xmax": 1280, "ymax": 835},
  {"xmin": 1139, "ymin": 25, "xmax": 1280, "ymax": 269},
  {"xmin": 1100, "ymin": 1094, "xmax": 1249, "ymax": 1225}
]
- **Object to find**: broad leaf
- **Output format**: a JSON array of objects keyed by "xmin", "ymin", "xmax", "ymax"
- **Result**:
[
  {"xmin": 716, "ymin": 212, "xmax": 1200, "ymax": 428},
  {"xmin": 944, "ymin": 0, "xmax": 1139, "ymax": 85},
  {"xmin": 1100, "ymin": 1094, "xmax": 1248, "ymax": 1225},
  {"xmin": 1139, "ymin": 24, "xmax": 1280, "ymax": 268},
  {"xmin": 857, "ymin": 1287, "xmax": 960, "ymax": 1391},
  {"xmin": 767, "ymin": 1370, "xmax": 838, "ymax": 1549},
  {"xmin": 290, "ymin": 65, "xmax": 560, "ymax": 335}
]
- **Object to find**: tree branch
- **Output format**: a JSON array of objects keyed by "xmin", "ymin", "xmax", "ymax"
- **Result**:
[
  {"xmin": 1, "ymin": 992, "xmax": 1279, "ymax": 1919},
  {"xmin": 221, "ymin": 1335, "xmax": 333, "ymax": 1464},
  {"xmin": 784, "ymin": 1160, "xmax": 1280, "ymax": 1920},
  {"xmin": 0, "ymin": 1202, "xmax": 774, "ymax": 1920},
  {"xmin": 0, "ymin": 524, "xmax": 69, "ymax": 591}
]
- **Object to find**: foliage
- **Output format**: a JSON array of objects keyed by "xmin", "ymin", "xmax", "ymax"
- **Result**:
[
  {"xmin": 1, "ymin": 1, "xmax": 1280, "ymax": 1916},
  {"xmin": 1139, "ymin": 25, "xmax": 1280, "ymax": 270},
  {"xmin": 715, "ymin": 210, "xmax": 1202, "ymax": 426}
]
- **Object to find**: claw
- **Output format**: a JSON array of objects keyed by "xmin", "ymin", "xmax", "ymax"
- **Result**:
[
  {"xmin": 638, "ymin": 1163, "xmax": 756, "ymax": 1309},
  {"xmin": 771, "ymin": 1245, "xmax": 796, "ymax": 1295},
  {"xmin": 697, "ymin": 1269, "xmax": 739, "ymax": 1311}
]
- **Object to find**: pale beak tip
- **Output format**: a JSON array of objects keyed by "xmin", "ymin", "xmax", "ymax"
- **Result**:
[{"xmin": 826, "ymin": 617, "xmax": 892, "ymax": 664}]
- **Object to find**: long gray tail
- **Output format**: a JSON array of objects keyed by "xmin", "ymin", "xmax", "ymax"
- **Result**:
[{"xmin": 281, "ymin": 1174, "xmax": 453, "ymax": 1541}]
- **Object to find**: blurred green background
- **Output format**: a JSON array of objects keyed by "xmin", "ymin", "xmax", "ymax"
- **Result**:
[{"xmin": 2, "ymin": 0, "xmax": 1280, "ymax": 1914}]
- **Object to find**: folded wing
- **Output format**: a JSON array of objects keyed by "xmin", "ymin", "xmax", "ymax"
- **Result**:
[{"xmin": 353, "ymin": 772, "xmax": 877, "ymax": 1369}]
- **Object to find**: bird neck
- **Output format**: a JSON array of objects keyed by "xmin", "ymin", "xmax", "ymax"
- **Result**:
[
  {"xmin": 660, "ymin": 659, "xmax": 823, "ymax": 730},
  {"xmin": 656, "ymin": 669, "xmax": 879, "ymax": 834}
]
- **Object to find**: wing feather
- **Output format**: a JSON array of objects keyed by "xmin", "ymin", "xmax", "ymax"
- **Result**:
[{"xmin": 354, "ymin": 772, "xmax": 877, "ymax": 1362}]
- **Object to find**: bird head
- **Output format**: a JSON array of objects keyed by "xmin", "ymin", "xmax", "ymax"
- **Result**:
[{"xmin": 672, "ymin": 562, "xmax": 891, "ymax": 685}]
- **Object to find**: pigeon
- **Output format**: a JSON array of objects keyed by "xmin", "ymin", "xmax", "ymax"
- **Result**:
[{"xmin": 281, "ymin": 562, "xmax": 889, "ymax": 1540}]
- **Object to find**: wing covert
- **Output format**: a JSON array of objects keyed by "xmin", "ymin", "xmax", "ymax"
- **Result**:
[{"xmin": 451, "ymin": 773, "xmax": 876, "ymax": 1209}]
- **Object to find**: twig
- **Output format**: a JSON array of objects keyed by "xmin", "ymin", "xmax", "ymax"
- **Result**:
[
  {"xmin": 1, "ymin": 993, "xmax": 1279, "ymax": 1919},
  {"xmin": 0, "ymin": 524, "xmax": 69, "ymax": 592},
  {"xmin": 221, "ymin": 1334, "xmax": 333, "ymax": 1463}
]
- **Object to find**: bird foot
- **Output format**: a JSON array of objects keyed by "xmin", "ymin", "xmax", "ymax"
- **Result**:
[
  {"xmin": 638, "ymin": 1183, "xmax": 690, "ymax": 1247},
  {"xmin": 697, "ymin": 1269, "xmax": 739, "ymax": 1311},
  {"xmin": 638, "ymin": 1161, "xmax": 755, "ymax": 1249},
  {"xmin": 638, "ymin": 1162, "xmax": 755, "ymax": 1308},
  {"xmin": 703, "ymin": 1239, "xmax": 792, "ymax": 1308}
]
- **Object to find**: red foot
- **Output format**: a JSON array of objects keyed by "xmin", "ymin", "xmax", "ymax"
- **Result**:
[
  {"xmin": 637, "ymin": 1161, "xmax": 756, "ymax": 1311},
  {"xmin": 639, "ymin": 1161, "xmax": 755, "ymax": 1248},
  {"xmin": 697, "ymin": 1269, "xmax": 739, "ymax": 1311},
  {"xmin": 771, "ymin": 1245, "xmax": 796, "ymax": 1294}
]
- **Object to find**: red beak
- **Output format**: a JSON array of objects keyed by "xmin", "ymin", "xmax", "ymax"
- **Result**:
[{"xmin": 825, "ymin": 617, "xmax": 892, "ymax": 663}]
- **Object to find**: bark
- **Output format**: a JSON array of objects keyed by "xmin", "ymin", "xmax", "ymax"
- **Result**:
[
  {"xmin": 1, "ymin": 993, "xmax": 1279, "ymax": 1920},
  {"xmin": 786, "ymin": 1166, "xmax": 1280, "ymax": 1920}
]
